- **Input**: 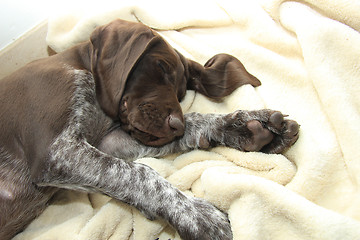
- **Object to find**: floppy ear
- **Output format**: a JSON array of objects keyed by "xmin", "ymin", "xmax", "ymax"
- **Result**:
[
  {"xmin": 90, "ymin": 19, "xmax": 158, "ymax": 119},
  {"xmin": 185, "ymin": 54, "xmax": 261, "ymax": 99}
]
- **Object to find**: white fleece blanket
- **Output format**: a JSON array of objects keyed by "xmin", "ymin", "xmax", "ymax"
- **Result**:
[{"xmin": 14, "ymin": 0, "xmax": 360, "ymax": 239}]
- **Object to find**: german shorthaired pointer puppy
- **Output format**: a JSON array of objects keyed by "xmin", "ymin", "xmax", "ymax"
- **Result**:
[{"xmin": 0, "ymin": 19, "xmax": 299, "ymax": 240}]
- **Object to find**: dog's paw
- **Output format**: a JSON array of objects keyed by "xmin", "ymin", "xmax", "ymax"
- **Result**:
[
  {"xmin": 174, "ymin": 198, "xmax": 232, "ymax": 240},
  {"xmin": 260, "ymin": 111, "xmax": 299, "ymax": 154},
  {"xmin": 220, "ymin": 110, "xmax": 299, "ymax": 154}
]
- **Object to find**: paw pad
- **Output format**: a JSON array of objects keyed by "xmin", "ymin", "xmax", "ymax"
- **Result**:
[
  {"xmin": 243, "ymin": 120, "xmax": 274, "ymax": 151},
  {"xmin": 269, "ymin": 111, "xmax": 284, "ymax": 131},
  {"xmin": 199, "ymin": 136, "xmax": 210, "ymax": 149},
  {"xmin": 287, "ymin": 120, "xmax": 299, "ymax": 136}
]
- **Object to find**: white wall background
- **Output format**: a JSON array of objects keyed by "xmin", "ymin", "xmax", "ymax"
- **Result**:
[
  {"xmin": 0, "ymin": 0, "xmax": 87, "ymax": 51},
  {"xmin": 0, "ymin": 0, "xmax": 49, "ymax": 50}
]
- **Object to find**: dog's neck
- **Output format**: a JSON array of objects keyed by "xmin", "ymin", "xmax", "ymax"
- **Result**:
[
  {"xmin": 59, "ymin": 42, "xmax": 92, "ymax": 72},
  {"xmin": 77, "ymin": 42, "xmax": 92, "ymax": 71}
]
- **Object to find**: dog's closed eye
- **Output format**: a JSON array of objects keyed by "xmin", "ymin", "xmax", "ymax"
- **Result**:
[{"xmin": 157, "ymin": 60, "xmax": 170, "ymax": 73}]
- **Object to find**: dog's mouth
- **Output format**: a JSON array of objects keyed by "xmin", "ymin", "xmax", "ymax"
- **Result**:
[{"xmin": 119, "ymin": 99, "xmax": 182, "ymax": 146}]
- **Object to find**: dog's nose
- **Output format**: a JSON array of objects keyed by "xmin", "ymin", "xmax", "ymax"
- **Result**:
[{"xmin": 168, "ymin": 114, "xmax": 185, "ymax": 137}]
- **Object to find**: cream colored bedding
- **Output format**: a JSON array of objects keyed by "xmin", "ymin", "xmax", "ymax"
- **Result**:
[{"xmin": 14, "ymin": 0, "xmax": 360, "ymax": 239}]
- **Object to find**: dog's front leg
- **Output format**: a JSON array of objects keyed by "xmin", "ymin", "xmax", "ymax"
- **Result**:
[
  {"xmin": 35, "ymin": 134, "xmax": 232, "ymax": 240},
  {"xmin": 97, "ymin": 112, "xmax": 227, "ymax": 160},
  {"xmin": 99, "ymin": 110, "xmax": 299, "ymax": 160}
]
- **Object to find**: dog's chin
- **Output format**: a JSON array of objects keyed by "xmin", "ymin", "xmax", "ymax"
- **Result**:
[
  {"xmin": 127, "ymin": 126, "xmax": 175, "ymax": 146},
  {"xmin": 142, "ymin": 137, "xmax": 174, "ymax": 146},
  {"xmin": 133, "ymin": 132, "xmax": 175, "ymax": 146}
]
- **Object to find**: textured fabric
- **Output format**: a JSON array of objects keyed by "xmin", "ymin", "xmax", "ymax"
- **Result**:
[{"xmin": 14, "ymin": 0, "xmax": 360, "ymax": 239}]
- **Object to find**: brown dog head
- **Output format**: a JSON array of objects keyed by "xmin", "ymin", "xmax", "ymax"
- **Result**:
[{"xmin": 90, "ymin": 19, "xmax": 261, "ymax": 146}]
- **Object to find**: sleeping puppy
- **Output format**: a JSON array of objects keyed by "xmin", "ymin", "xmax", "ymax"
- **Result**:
[{"xmin": 0, "ymin": 19, "xmax": 299, "ymax": 240}]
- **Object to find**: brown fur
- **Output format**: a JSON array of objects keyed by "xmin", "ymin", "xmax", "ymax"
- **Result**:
[{"xmin": 0, "ymin": 19, "xmax": 266, "ymax": 239}]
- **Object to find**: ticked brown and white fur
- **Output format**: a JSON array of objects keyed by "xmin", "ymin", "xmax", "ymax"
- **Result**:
[{"xmin": 0, "ymin": 19, "xmax": 299, "ymax": 240}]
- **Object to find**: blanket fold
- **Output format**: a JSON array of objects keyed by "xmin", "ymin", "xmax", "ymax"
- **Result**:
[{"xmin": 14, "ymin": 0, "xmax": 360, "ymax": 239}]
